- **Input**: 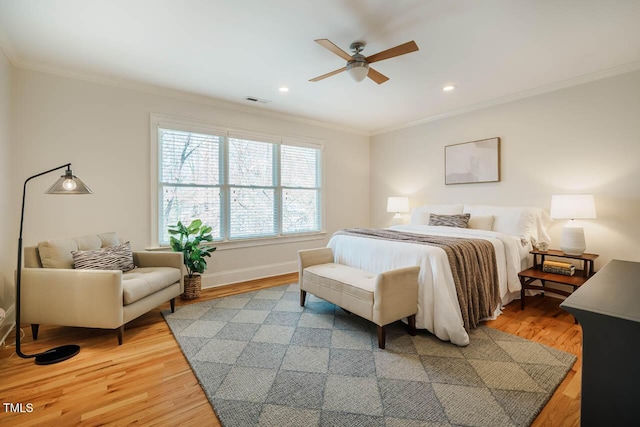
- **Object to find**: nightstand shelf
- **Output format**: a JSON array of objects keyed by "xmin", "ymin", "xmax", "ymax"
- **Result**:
[{"xmin": 519, "ymin": 249, "xmax": 599, "ymax": 310}]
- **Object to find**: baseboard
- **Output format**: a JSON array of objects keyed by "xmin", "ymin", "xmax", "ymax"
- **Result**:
[{"xmin": 202, "ymin": 261, "xmax": 298, "ymax": 288}]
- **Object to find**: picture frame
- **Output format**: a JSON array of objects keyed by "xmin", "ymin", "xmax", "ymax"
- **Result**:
[{"xmin": 445, "ymin": 137, "xmax": 500, "ymax": 185}]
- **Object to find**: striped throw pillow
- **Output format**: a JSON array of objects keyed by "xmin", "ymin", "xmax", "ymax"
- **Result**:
[
  {"xmin": 72, "ymin": 241, "xmax": 136, "ymax": 272},
  {"xmin": 428, "ymin": 213, "xmax": 471, "ymax": 228}
]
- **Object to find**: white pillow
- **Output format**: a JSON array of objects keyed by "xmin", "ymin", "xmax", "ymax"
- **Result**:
[
  {"xmin": 410, "ymin": 204, "xmax": 464, "ymax": 225},
  {"xmin": 468, "ymin": 215, "xmax": 495, "ymax": 231},
  {"xmin": 535, "ymin": 209, "xmax": 552, "ymax": 244},
  {"xmin": 464, "ymin": 205, "xmax": 542, "ymax": 242}
]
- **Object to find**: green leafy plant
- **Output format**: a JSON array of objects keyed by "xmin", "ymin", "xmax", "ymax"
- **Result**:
[{"xmin": 168, "ymin": 219, "xmax": 217, "ymax": 278}]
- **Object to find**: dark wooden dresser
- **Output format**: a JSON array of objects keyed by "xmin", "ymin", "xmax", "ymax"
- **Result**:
[{"xmin": 560, "ymin": 260, "xmax": 640, "ymax": 426}]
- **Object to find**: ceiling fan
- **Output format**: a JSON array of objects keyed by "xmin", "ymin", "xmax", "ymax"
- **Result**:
[{"xmin": 309, "ymin": 39, "xmax": 419, "ymax": 84}]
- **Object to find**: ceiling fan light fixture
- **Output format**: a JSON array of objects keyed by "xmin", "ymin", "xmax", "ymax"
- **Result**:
[{"xmin": 346, "ymin": 60, "xmax": 369, "ymax": 82}]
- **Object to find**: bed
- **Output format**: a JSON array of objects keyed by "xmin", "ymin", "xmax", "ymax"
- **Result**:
[{"xmin": 327, "ymin": 204, "xmax": 551, "ymax": 346}]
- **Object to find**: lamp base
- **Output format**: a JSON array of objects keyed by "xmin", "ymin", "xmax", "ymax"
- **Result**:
[
  {"xmin": 34, "ymin": 344, "xmax": 80, "ymax": 365},
  {"xmin": 560, "ymin": 222, "xmax": 586, "ymax": 256}
]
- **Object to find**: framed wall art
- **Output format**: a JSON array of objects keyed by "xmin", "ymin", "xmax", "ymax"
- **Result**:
[{"xmin": 444, "ymin": 137, "xmax": 500, "ymax": 185}]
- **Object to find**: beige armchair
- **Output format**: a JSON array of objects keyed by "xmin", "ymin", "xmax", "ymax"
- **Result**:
[{"xmin": 21, "ymin": 232, "xmax": 183, "ymax": 345}]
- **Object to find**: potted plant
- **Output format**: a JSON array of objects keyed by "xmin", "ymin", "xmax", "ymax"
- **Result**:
[{"xmin": 168, "ymin": 219, "xmax": 217, "ymax": 300}]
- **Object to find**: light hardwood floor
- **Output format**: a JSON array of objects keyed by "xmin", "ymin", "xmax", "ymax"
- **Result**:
[{"xmin": 0, "ymin": 273, "xmax": 581, "ymax": 426}]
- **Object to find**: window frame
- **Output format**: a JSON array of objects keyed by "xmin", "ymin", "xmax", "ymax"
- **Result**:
[{"xmin": 150, "ymin": 114, "xmax": 325, "ymax": 249}]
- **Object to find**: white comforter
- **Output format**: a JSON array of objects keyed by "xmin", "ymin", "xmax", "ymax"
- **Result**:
[{"xmin": 327, "ymin": 225, "xmax": 529, "ymax": 346}]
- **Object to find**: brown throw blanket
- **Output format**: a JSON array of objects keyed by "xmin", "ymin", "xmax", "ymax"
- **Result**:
[{"xmin": 334, "ymin": 228, "xmax": 500, "ymax": 331}]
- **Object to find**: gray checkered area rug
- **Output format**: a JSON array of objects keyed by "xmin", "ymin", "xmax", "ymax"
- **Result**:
[{"xmin": 162, "ymin": 283, "xmax": 576, "ymax": 427}]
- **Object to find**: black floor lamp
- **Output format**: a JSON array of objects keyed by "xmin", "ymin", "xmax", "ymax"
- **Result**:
[{"xmin": 16, "ymin": 163, "xmax": 92, "ymax": 365}]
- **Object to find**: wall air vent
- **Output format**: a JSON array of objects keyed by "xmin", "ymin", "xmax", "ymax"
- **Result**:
[{"xmin": 244, "ymin": 96, "xmax": 272, "ymax": 104}]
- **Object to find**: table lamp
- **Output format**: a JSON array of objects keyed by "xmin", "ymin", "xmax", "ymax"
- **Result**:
[
  {"xmin": 16, "ymin": 163, "xmax": 92, "ymax": 364},
  {"xmin": 387, "ymin": 197, "xmax": 410, "ymax": 219},
  {"xmin": 549, "ymin": 194, "xmax": 596, "ymax": 255}
]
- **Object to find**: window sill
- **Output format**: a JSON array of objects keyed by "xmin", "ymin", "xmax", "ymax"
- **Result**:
[{"xmin": 146, "ymin": 231, "xmax": 328, "ymax": 252}]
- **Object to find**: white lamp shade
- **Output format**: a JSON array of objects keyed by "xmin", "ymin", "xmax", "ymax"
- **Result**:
[
  {"xmin": 387, "ymin": 197, "xmax": 410, "ymax": 214},
  {"xmin": 550, "ymin": 194, "xmax": 597, "ymax": 219}
]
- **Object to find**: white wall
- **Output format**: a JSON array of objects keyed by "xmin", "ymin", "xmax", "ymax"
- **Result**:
[
  {"xmin": 0, "ymin": 48, "xmax": 14, "ymax": 337},
  {"xmin": 371, "ymin": 70, "xmax": 640, "ymax": 268},
  {"xmin": 11, "ymin": 68, "xmax": 370, "ymax": 286},
  {"xmin": 10, "ymin": 65, "xmax": 639, "ymax": 287}
]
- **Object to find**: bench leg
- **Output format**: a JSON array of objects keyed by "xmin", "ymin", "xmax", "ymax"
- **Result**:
[
  {"xmin": 407, "ymin": 314, "xmax": 416, "ymax": 336},
  {"xmin": 377, "ymin": 325, "xmax": 386, "ymax": 349},
  {"xmin": 300, "ymin": 290, "xmax": 307, "ymax": 307}
]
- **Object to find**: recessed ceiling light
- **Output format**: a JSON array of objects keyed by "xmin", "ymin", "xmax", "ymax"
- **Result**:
[
  {"xmin": 442, "ymin": 85, "xmax": 456, "ymax": 92},
  {"xmin": 278, "ymin": 87, "xmax": 289, "ymax": 93}
]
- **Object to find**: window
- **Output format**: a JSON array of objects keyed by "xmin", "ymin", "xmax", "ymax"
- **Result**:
[
  {"xmin": 156, "ymin": 124, "xmax": 322, "ymax": 246},
  {"xmin": 281, "ymin": 145, "xmax": 321, "ymax": 234}
]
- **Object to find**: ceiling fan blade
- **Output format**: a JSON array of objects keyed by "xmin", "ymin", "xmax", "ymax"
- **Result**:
[
  {"xmin": 365, "ymin": 40, "xmax": 419, "ymax": 64},
  {"xmin": 309, "ymin": 67, "xmax": 347, "ymax": 82},
  {"xmin": 315, "ymin": 39, "xmax": 353, "ymax": 61},
  {"xmin": 367, "ymin": 68, "xmax": 389, "ymax": 84}
]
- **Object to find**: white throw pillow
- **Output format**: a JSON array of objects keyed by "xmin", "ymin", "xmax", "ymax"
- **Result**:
[
  {"xmin": 468, "ymin": 215, "xmax": 495, "ymax": 231},
  {"xmin": 464, "ymin": 205, "xmax": 538, "ymax": 241}
]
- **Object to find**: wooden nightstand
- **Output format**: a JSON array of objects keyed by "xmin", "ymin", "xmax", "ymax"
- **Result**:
[{"xmin": 519, "ymin": 249, "xmax": 599, "ymax": 310}]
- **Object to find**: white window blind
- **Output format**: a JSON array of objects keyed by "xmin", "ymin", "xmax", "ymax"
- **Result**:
[
  {"xmin": 159, "ymin": 129, "xmax": 222, "ymax": 245},
  {"xmin": 281, "ymin": 145, "xmax": 320, "ymax": 234},
  {"xmin": 229, "ymin": 137, "xmax": 276, "ymax": 239},
  {"xmin": 157, "ymin": 125, "xmax": 322, "ymax": 245}
]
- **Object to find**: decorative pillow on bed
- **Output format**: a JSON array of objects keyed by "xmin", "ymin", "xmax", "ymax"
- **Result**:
[
  {"xmin": 463, "ymin": 205, "xmax": 551, "ymax": 244},
  {"xmin": 411, "ymin": 204, "xmax": 464, "ymax": 225},
  {"xmin": 72, "ymin": 241, "xmax": 135, "ymax": 272},
  {"xmin": 429, "ymin": 213, "xmax": 470, "ymax": 228},
  {"xmin": 468, "ymin": 215, "xmax": 495, "ymax": 231}
]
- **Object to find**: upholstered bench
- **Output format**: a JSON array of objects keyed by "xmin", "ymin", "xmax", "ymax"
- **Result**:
[{"xmin": 298, "ymin": 247, "xmax": 419, "ymax": 349}]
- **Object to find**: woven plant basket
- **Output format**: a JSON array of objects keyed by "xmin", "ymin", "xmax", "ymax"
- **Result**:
[{"xmin": 182, "ymin": 275, "xmax": 202, "ymax": 300}]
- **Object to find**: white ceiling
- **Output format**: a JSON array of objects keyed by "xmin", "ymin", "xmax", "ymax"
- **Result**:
[{"xmin": 1, "ymin": 0, "xmax": 639, "ymax": 134}]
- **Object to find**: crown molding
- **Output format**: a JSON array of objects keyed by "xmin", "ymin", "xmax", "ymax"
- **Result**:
[
  {"xmin": 0, "ymin": 27, "xmax": 18, "ymax": 66},
  {"xmin": 8, "ymin": 56, "xmax": 370, "ymax": 137},
  {"xmin": 371, "ymin": 60, "xmax": 640, "ymax": 136},
  {"xmin": 3, "ymin": 31, "xmax": 639, "ymax": 138}
]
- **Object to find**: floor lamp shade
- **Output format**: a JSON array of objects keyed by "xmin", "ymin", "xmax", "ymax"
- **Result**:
[
  {"xmin": 46, "ymin": 169, "xmax": 93, "ymax": 194},
  {"xmin": 16, "ymin": 163, "xmax": 92, "ymax": 365},
  {"xmin": 550, "ymin": 194, "xmax": 597, "ymax": 255},
  {"xmin": 387, "ymin": 197, "xmax": 410, "ymax": 219}
]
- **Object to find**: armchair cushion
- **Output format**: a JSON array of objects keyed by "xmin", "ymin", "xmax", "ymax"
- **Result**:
[
  {"xmin": 122, "ymin": 267, "xmax": 182, "ymax": 305},
  {"xmin": 72, "ymin": 241, "xmax": 136, "ymax": 272},
  {"xmin": 38, "ymin": 232, "xmax": 119, "ymax": 269}
]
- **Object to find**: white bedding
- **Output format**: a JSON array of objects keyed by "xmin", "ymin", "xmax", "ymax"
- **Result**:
[{"xmin": 327, "ymin": 224, "xmax": 530, "ymax": 346}]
